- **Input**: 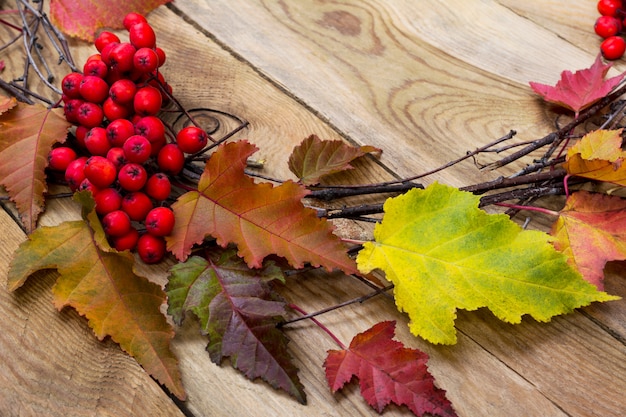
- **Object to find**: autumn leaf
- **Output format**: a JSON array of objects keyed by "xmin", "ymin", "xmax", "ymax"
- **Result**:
[
  {"xmin": 0, "ymin": 102, "xmax": 70, "ymax": 232},
  {"xmin": 166, "ymin": 140, "xmax": 357, "ymax": 275},
  {"xmin": 50, "ymin": 0, "xmax": 171, "ymax": 41},
  {"xmin": 529, "ymin": 54, "xmax": 625, "ymax": 117},
  {"xmin": 324, "ymin": 321, "xmax": 457, "ymax": 417},
  {"xmin": 563, "ymin": 128, "xmax": 626, "ymax": 185},
  {"xmin": 288, "ymin": 134, "xmax": 381, "ymax": 185},
  {"xmin": 7, "ymin": 192, "xmax": 185, "ymax": 400},
  {"xmin": 166, "ymin": 251, "xmax": 305, "ymax": 403},
  {"xmin": 551, "ymin": 191, "xmax": 626, "ymax": 290},
  {"xmin": 356, "ymin": 183, "xmax": 618, "ymax": 345},
  {"xmin": 0, "ymin": 95, "xmax": 16, "ymax": 114}
]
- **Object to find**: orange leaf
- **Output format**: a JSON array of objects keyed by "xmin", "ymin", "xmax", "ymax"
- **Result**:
[
  {"xmin": 7, "ymin": 192, "xmax": 185, "ymax": 399},
  {"xmin": 563, "ymin": 129, "xmax": 626, "ymax": 185},
  {"xmin": 0, "ymin": 95, "xmax": 16, "ymax": 114},
  {"xmin": 288, "ymin": 134, "xmax": 381, "ymax": 185},
  {"xmin": 324, "ymin": 321, "xmax": 457, "ymax": 417},
  {"xmin": 529, "ymin": 54, "xmax": 625, "ymax": 117},
  {"xmin": 50, "ymin": 0, "xmax": 171, "ymax": 41},
  {"xmin": 167, "ymin": 140, "xmax": 357, "ymax": 274},
  {"xmin": 0, "ymin": 102, "xmax": 70, "ymax": 232},
  {"xmin": 551, "ymin": 191, "xmax": 626, "ymax": 290}
]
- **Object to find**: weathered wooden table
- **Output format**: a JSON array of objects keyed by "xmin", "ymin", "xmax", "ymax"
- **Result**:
[{"xmin": 1, "ymin": 1, "xmax": 624, "ymax": 416}]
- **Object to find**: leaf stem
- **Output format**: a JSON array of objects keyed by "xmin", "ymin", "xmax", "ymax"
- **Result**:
[
  {"xmin": 285, "ymin": 303, "xmax": 347, "ymax": 349},
  {"xmin": 495, "ymin": 202, "xmax": 559, "ymax": 216}
]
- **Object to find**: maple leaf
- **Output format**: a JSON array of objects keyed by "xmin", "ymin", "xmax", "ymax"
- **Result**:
[
  {"xmin": 166, "ymin": 140, "xmax": 357, "ymax": 275},
  {"xmin": 529, "ymin": 54, "xmax": 625, "ymax": 117},
  {"xmin": 7, "ymin": 192, "xmax": 185, "ymax": 400},
  {"xmin": 288, "ymin": 134, "xmax": 381, "ymax": 185},
  {"xmin": 166, "ymin": 251, "xmax": 305, "ymax": 403},
  {"xmin": 563, "ymin": 128, "xmax": 626, "ymax": 185},
  {"xmin": 0, "ymin": 95, "xmax": 16, "ymax": 114},
  {"xmin": 0, "ymin": 102, "xmax": 70, "ymax": 232},
  {"xmin": 356, "ymin": 183, "xmax": 618, "ymax": 345},
  {"xmin": 551, "ymin": 191, "xmax": 626, "ymax": 290},
  {"xmin": 50, "ymin": 0, "xmax": 171, "ymax": 41},
  {"xmin": 324, "ymin": 321, "xmax": 457, "ymax": 417}
]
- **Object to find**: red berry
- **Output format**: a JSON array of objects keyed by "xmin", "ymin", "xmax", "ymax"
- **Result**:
[
  {"xmin": 94, "ymin": 187, "xmax": 123, "ymax": 215},
  {"xmin": 145, "ymin": 207, "xmax": 175, "ymax": 236},
  {"xmin": 77, "ymin": 102, "xmax": 104, "ymax": 128},
  {"xmin": 123, "ymin": 134, "xmax": 152, "ymax": 164},
  {"xmin": 133, "ymin": 86, "xmax": 162, "ymax": 116},
  {"xmin": 121, "ymin": 191, "xmax": 153, "ymax": 221},
  {"xmin": 83, "ymin": 59, "xmax": 108, "ymax": 78},
  {"xmin": 176, "ymin": 126, "xmax": 209, "ymax": 154},
  {"xmin": 48, "ymin": 147, "xmax": 77, "ymax": 171},
  {"xmin": 84, "ymin": 156, "xmax": 117, "ymax": 188},
  {"xmin": 133, "ymin": 47, "xmax": 159, "ymax": 73},
  {"xmin": 595, "ymin": 15, "xmax": 622, "ymax": 38},
  {"xmin": 107, "ymin": 42, "xmax": 137, "ymax": 73},
  {"xmin": 102, "ymin": 210, "xmax": 132, "ymax": 237},
  {"xmin": 601, "ymin": 35, "xmax": 626, "ymax": 59},
  {"xmin": 61, "ymin": 72, "xmax": 83, "ymax": 99},
  {"xmin": 129, "ymin": 22, "xmax": 157, "ymax": 49},
  {"xmin": 106, "ymin": 147, "xmax": 127, "ymax": 170},
  {"xmin": 157, "ymin": 143, "xmax": 185, "ymax": 174},
  {"xmin": 111, "ymin": 227, "xmax": 139, "ymax": 251},
  {"xmin": 598, "ymin": 0, "xmax": 623, "ymax": 16},
  {"xmin": 109, "ymin": 78, "xmax": 137, "ymax": 105},
  {"xmin": 78, "ymin": 178, "xmax": 101, "ymax": 195},
  {"xmin": 103, "ymin": 97, "xmax": 132, "ymax": 121},
  {"xmin": 149, "ymin": 134, "xmax": 167, "ymax": 157},
  {"xmin": 118, "ymin": 162, "xmax": 148, "ymax": 192},
  {"xmin": 79, "ymin": 75, "xmax": 109, "ymax": 103},
  {"xmin": 134, "ymin": 115, "xmax": 165, "ymax": 143},
  {"xmin": 137, "ymin": 233, "xmax": 166, "ymax": 264},
  {"xmin": 145, "ymin": 173, "xmax": 171, "ymax": 201},
  {"xmin": 106, "ymin": 118, "xmax": 136, "ymax": 147},
  {"xmin": 84, "ymin": 127, "xmax": 111, "ymax": 156},
  {"xmin": 123, "ymin": 12, "xmax": 148, "ymax": 30},
  {"xmin": 63, "ymin": 98, "xmax": 83, "ymax": 123},
  {"xmin": 64, "ymin": 156, "xmax": 89, "ymax": 191},
  {"xmin": 155, "ymin": 47, "xmax": 166, "ymax": 67},
  {"xmin": 95, "ymin": 31, "xmax": 121, "ymax": 52},
  {"xmin": 74, "ymin": 125, "xmax": 89, "ymax": 149}
]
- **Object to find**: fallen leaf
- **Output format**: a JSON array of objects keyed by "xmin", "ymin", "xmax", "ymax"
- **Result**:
[
  {"xmin": 0, "ymin": 95, "xmax": 17, "ymax": 115},
  {"xmin": 563, "ymin": 129, "xmax": 626, "ymax": 185},
  {"xmin": 166, "ymin": 251, "xmax": 305, "ymax": 403},
  {"xmin": 0, "ymin": 102, "xmax": 70, "ymax": 232},
  {"xmin": 7, "ymin": 192, "xmax": 185, "ymax": 399},
  {"xmin": 288, "ymin": 134, "xmax": 381, "ymax": 185},
  {"xmin": 529, "ymin": 54, "xmax": 625, "ymax": 117},
  {"xmin": 356, "ymin": 183, "xmax": 618, "ymax": 345},
  {"xmin": 50, "ymin": 0, "xmax": 171, "ymax": 41},
  {"xmin": 324, "ymin": 321, "xmax": 457, "ymax": 417},
  {"xmin": 166, "ymin": 140, "xmax": 357, "ymax": 275},
  {"xmin": 551, "ymin": 191, "xmax": 626, "ymax": 290}
]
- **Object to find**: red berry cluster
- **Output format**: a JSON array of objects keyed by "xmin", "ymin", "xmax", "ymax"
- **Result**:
[
  {"xmin": 595, "ymin": 0, "xmax": 626, "ymax": 59},
  {"xmin": 49, "ymin": 13, "xmax": 210, "ymax": 264}
]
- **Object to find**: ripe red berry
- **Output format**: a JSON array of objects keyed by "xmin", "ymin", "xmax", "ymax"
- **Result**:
[
  {"xmin": 121, "ymin": 191, "xmax": 153, "ymax": 221},
  {"xmin": 64, "ymin": 156, "xmax": 89, "ymax": 191},
  {"xmin": 134, "ymin": 115, "xmax": 165, "ymax": 143},
  {"xmin": 598, "ymin": 0, "xmax": 623, "ymax": 17},
  {"xmin": 111, "ymin": 226, "xmax": 139, "ymax": 251},
  {"xmin": 106, "ymin": 147, "xmax": 127, "ymax": 170},
  {"xmin": 145, "ymin": 172, "xmax": 171, "ymax": 201},
  {"xmin": 133, "ymin": 86, "xmax": 162, "ymax": 116},
  {"xmin": 137, "ymin": 233, "xmax": 166, "ymax": 264},
  {"xmin": 176, "ymin": 126, "xmax": 209, "ymax": 154},
  {"xmin": 595, "ymin": 15, "xmax": 622, "ymax": 38},
  {"xmin": 118, "ymin": 162, "xmax": 148, "ymax": 191},
  {"xmin": 123, "ymin": 12, "xmax": 148, "ymax": 30},
  {"xmin": 79, "ymin": 75, "xmax": 109, "ymax": 103},
  {"xmin": 123, "ymin": 134, "xmax": 152, "ymax": 164},
  {"xmin": 106, "ymin": 118, "xmax": 136, "ymax": 147},
  {"xmin": 77, "ymin": 102, "xmax": 104, "ymax": 128},
  {"xmin": 84, "ymin": 127, "xmax": 111, "ymax": 156},
  {"xmin": 102, "ymin": 210, "xmax": 132, "ymax": 237},
  {"xmin": 61, "ymin": 72, "xmax": 83, "ymax": 99},
  {"xmin": 83, "ymin": 59, "xmax": 108, "ymax": 78},
  {"xmin": 133, "ymin": 47, "xmax": 159, "ymax": 73},
  {"xmin": 78, "ymin": 178, "xmax": 101, "ymax": 195},
  {"xmin": 145, "ymin": 207, "xmax": 175, "ymax": 236},
  {"xmin": 84, "ymin": 156, "xmax": 117, "ymax": 188},
  {"xmin": 74, "ymin": 125, "xmax": 89, "ymax": 149},
  {"xmin": 129, "ymin": 22, "xmax": 157, "ymax": 49},
  {"xmin": 107, "ymin": 42, "xmax": 137, "ymax": 73},
  {"xmin": 48, "ymin": 147, "xmax": 77, "ymax": 171},
  {"xmin": 95, "ymin": 31, "xmax": 121, "ymax": 52},
  {"xmin": 63, "ymin": 98, "xmax": 83, "ymax": 124},
  {"xmin": 601, "ymin": 35, "xmax": 626, "ymax": 59},
  {"xmin": 155, "ymin": 47, "xmax": 166, "ymax": 67},
  {"xmin": 109, "ymin": 78, "xmax": 137, "ymax": 104},
  {"xmin": 157, "ymin": 143, "xmax": 185, "ymax": 174},
  {"xmin": 103, "ymin": 97, "xmax": 133, "ymax": 121},
  {"xmin": 94, "ymin": 187, "xmax": 123, "ymax": 215}
]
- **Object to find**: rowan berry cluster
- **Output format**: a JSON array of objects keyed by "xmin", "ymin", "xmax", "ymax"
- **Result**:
[
  {"xmin": 48, "ymin": 12, "xmax": 210, "ymax": 264},
  {"xmin": 595, "ymin": 0, "xmax": 626, "ymax": 59}
]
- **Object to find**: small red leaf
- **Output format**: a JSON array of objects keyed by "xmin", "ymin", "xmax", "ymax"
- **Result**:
[
  {"xmin": 324, "ymin": 321, "xmax": 457, "ymax": 417},
  {"xmin": 529, "ymin": 54, "xmax": 625, "ymax": 116}
]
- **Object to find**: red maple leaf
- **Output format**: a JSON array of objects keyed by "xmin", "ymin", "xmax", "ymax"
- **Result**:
[
  {"xmin": 324, "ymin": 321, "xmax": 457, "ymax": 417},
  {"xmin": 529, "ymin": 54, "xmax": 625, "ymax": 117}
]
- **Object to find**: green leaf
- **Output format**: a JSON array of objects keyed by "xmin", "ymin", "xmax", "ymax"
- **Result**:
[{"xmin": 356, "ymin": 183, "xmax": 619, "ymax": 345}]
